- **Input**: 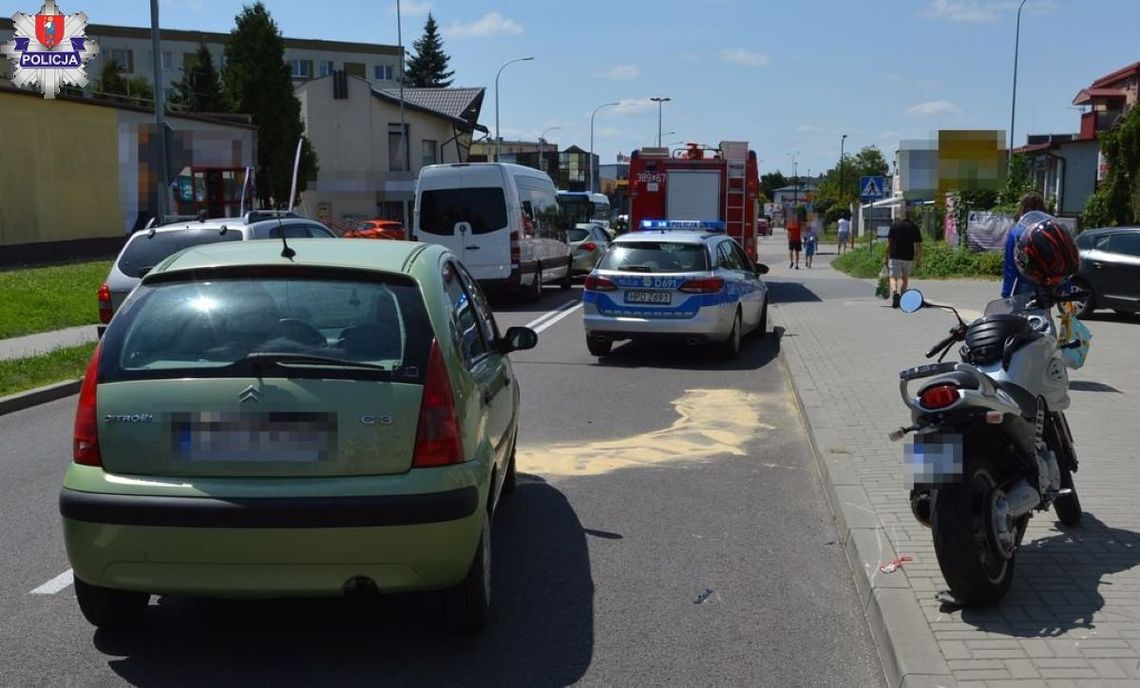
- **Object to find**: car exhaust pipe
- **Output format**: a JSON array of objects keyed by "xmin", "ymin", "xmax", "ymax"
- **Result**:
[
  {"xmin": 1003, "ymin": 479, "xmax": 1040, "ymax": 519},
  {"xmin": 685, "ymin": 337, "xmax": 701, "ymax": 346}
]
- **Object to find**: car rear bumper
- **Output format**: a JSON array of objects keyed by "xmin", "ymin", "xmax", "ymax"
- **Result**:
[
  {"xmin": 60, "ymin": 466, "xmax": 485, "ymax": 597},
  {"xmin": 583, "ymin": 306, "xmax": 735, "ymax": 342}
]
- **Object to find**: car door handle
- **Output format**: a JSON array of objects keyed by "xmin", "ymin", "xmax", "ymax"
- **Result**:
[{"xmin": 466, "ymin": 245, "xmax": 481, "ymax": 250}]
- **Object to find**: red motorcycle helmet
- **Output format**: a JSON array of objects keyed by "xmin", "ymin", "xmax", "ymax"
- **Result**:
[{"xmin": 1014, "ymin": 213, "xmax": 1080, "ymax": 288}]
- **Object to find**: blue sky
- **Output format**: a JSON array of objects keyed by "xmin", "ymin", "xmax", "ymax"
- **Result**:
[{"xmin": 13, "ymin": 0, "xmax": 1140, "ymax": 177}]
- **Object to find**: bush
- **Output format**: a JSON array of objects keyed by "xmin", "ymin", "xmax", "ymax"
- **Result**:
[{"xmin": 832, "ymin": 242, "xmax": 1001, "ymax": 280}]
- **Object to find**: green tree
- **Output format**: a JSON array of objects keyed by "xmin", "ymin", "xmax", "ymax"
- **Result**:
[
  {"xmin": 1083, "ymin": 103, "xmax": 1140, "ymax": 228},
  {"xmin": 94, "ymin": 60, "xmax": 154, "ymax": 107},
  {"xmin": 222, "ymin": 2, "xmax": 317, "ymax": 207},
  {"xmin": 816, "ymin": 146, "xmax": 889, "ymax": 210},
  {"xmin": 404, "ymin": 13, "xmax": 454, "ymax": 88},
  {"xmin": 760, "ymin": 171, "xmax": 788, "ymax": 203},
  {"xmin": 170, "ymin": 43, "xmax": 226, "ymax": 112}
]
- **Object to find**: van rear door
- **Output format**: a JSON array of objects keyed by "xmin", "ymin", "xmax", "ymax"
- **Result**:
[{"xmin": 416, "ymin": 166, "xmax": 511, "ymax": 280}]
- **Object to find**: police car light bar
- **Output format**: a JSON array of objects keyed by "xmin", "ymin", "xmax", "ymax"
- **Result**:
[{"xmin": 638, "ymin": 219, "xmax": 726, "ymax": 232}]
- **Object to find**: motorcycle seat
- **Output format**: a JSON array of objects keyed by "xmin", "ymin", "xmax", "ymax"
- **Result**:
[{"xmin": 996, "ymin": 380, "xmax": 1038, "ymax": 419}]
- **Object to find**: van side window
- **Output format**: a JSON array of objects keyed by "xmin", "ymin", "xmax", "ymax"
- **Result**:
[{"xmin": 517, "ymin": 178, "xmax": 564, "ymax": 240}]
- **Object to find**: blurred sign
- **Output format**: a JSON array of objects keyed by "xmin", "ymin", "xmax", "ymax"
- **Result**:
[
  {"xmin": 178, "ymin": 176, "xmax": 193, "ymax": 202},
  {"xmin": 860, "ymin": 176, "xmax": 885, "ymax": 200}
]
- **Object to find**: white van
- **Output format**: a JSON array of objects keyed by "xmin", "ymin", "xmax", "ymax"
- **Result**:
[{"xmin": 413, "ymin": 163, "xmax": 573, "ymax": 300}]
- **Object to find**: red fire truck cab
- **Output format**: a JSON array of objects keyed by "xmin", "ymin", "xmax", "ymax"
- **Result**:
[{"xmin": 628, "ymin": 141, "xmax": 760, "ymax": 259}]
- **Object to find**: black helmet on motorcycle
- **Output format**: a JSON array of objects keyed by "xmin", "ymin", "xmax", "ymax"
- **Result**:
[{"xmin": 1014, "ymin": 212, "xmax": 1079, "ymax": 288}]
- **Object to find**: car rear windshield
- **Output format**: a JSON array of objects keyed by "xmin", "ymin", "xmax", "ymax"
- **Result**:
[
  {"xmin": 598, "ymin": 242, "xmax": 709, "ymax": 273},
  {"xmin": 567, "ymin": 228, "xmax": 590, "ymax": 242},
  {"xmin": 100, "ymin": 270, "xmax": 433, "ymax": 383},
  {"xmin": 419, "ymin": 187, "xmax": 508, "ymax": 235},
  {"xmin": 117, "ymin": 229, "xmax": 244, "ymax": 278}
]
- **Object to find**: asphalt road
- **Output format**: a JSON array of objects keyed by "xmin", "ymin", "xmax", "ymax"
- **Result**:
[{"xmin": 0, "ymin": 283, "xmax": 884, "ymax": 688}]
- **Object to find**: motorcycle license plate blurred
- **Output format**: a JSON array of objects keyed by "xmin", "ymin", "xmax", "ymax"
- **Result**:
[{"xmin": 905, "ymin": 433, "xmax": 963, "ymax": 485}]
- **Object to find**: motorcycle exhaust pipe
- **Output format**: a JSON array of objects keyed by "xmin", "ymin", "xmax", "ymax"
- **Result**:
[{"xmin": 1003, "ymin": 479, "xmax": 1040, "ymax": 519}]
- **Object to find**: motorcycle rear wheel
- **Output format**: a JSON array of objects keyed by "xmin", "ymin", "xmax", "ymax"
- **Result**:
[{"xmin": 931, "ymin": 466, "xmax": 1015, "ymax": 606}]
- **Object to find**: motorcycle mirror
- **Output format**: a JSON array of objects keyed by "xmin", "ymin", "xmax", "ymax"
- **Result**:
[{"xmin": 899, "ymin": 289, "xmax": 925, "ymax": 314}]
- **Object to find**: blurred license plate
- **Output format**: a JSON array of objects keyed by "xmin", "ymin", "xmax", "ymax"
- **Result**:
[
  {"xmin": 173, "ymin": 412, "xmax": 335, "ymax": 462},
  {"xmin": 904, "ymin": 432, "xmax": 963, "ymax": 485},
  {"xmin": 625, "ymin": 290, "xmax": 671, "ymax": 305}
]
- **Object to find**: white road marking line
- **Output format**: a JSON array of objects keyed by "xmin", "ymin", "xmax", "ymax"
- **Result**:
[
  {"xmin": 533, "ymin": 303, "xmax": 583, "ymax": 334},
  {"xmin": 525, "ymin": 299, "xmax": 580, "ymax": 330},
  {"xmin": 30, "ymin": 569, "xmax": 73, "ymax": 595}
]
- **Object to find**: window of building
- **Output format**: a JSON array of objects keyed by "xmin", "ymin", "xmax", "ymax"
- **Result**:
[
  {"xmin": 161, "ymin": 51, "xmax": 172, "ymax": 70},
  {"xmin": 374, "ymin": 64, "xmax": 394, "ymax": 81},
  {"xmin": 422, "ymin": 140, "xmax": 438, "ymax": 167},
  {"xmin": 319, "ymin": 60, "xmax": 335, "ymax": 77},
  {"xmin": 344, "ymin": 62, "xmax": 366, "ymax": 78},
  {"xmin": 109, "ymin": 48, "xmax": 132, "ymax": 72},
  {"xmin": 388, "ymin": 123, "xmax": 410, "ymax": 171},
  {"xmin": 290, "ymin": 59, "xmax": 314, "ymax": 78}
]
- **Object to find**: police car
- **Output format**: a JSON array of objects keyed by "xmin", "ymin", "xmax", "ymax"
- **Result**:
[{"xmin": 582, "ymin": 220, "xmax": 770, "ymax": 358}]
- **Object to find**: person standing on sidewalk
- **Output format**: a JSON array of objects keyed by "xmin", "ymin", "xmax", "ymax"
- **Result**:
[
  {"xmin": 787, "ymin": 208, "xmax": 803, "ymax": 269},
  {"xmin": 837, "ymin": 215, "xmax": 851, "ymax": 254},
  {"xmin": 804, "ymin": 222, "xmax": 817, "ymax": 268},
  {"xmin": 885, "ymin": 208, "xmax": 922, "ymax": 308},
  {"xmin": 1001, "ymin": 192, "xmax": 1047, "ymax": 298}
]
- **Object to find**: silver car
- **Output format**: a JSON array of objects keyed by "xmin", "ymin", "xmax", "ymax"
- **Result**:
[
  {"xmin": 569, "ymin": 223, "xmax": 611, "ymax": 274},
  {"xmin": 581, "ymin": 220, "xmax": 770, "ymax": 358},
  {"xmin": 99, "ymin": 212, "xmax": 336, "ymax": 325}
]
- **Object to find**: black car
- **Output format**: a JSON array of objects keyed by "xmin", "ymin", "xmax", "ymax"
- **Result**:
[{"xmin": 1074, "ymin": 226, "xmax": 1140, "ymax": 317}]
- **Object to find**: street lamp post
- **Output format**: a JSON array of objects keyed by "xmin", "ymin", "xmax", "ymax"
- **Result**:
[
  {"xmin": 650, "ymin": 97, "xmax": 671, "ymax": 147},
  {"xmin": 788, "ymin": 150, "xmax": 801, "ymax": 206},
  {"xmin": 149, "ymin": 0, "xmax": 168, "ymax": 223},
  {"xmin": 495, "ymin": 56, "xmax": 535, "ymax": 162},
  {"xmin": 1009, "ymin": 0, "xmax": 1029, "ymax": 172},
  {"xmin": 839, "ymin": 133, "xmax": 848, "ymax": 204},
  {"xmin": 538, "ymin": 125, "xmax": 561, "ymax": 176},
  {"xmin": 589, "ymin": 102, "xmax": 619, "ymax": 192}
]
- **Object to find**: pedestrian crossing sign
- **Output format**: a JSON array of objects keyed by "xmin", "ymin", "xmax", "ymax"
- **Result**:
[{"xmin": 860, "ymin": 175, "xmax": 885, "ymax": 200}]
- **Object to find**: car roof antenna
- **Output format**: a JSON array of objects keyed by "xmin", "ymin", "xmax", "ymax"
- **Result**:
[{"xmin": 270, "ymin": 179, "xmax": 295, "ymax": 261}]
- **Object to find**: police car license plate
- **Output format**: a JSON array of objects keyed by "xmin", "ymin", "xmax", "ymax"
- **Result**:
[{"xmin": 625, "ymin": 290, "xmax": 671, "ymax": 305}]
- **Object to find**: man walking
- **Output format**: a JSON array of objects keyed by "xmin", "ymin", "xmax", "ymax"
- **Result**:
[
  {"xmin": 885, "ymin": 209, "xmax": 922, "ymax": 308},
  {"xmin": 837, "ymin": 215, "xmax": 851, "ymax": 254},
  {"xmin": 787, "ymin": 208, "xmax": 803, "ymax": 269}
]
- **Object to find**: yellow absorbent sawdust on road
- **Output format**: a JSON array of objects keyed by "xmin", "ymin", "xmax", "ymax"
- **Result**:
[{"xmin": 517, "ymin": 388, "xmax": 778, "ymax": 477}]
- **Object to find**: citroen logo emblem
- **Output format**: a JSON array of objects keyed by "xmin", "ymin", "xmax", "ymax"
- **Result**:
[{"xmin": 239, "ymin": 384, "xmax": 262, "ymax": 403}]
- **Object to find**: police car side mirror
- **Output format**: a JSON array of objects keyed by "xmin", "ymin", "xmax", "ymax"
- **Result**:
[{"xmin": 755, "ymin": 264, "xmax": 770, "ymax": 275}]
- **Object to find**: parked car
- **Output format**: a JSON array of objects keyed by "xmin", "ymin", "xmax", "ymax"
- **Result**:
[
  {"xmin": 413, "ymin": 162, "xmax": 573, "ymax": 300},
  {"xmin": 63, "ymin": 238, "xmax": 538, "ymax": 632},
  {"xmin": 1073, "ymin": 226, "xmax": 1140, "ymax": 317},
  {"xmin": 99, "ymin": 211, "xmax": 336, "ymax": 325},
  {"xmin": 569, "ymin": 223, "xmax": 610, "ymax": 274},
  {"xmin": 344, "ymin": 219, "xmax": 407, "ymax": 241},
  {"xmin": 756, "ymin": 218, "xmax": 771, "ymax": 236},
  {"xmin": 582, "ymin": 219, "xmax": 770, "ymax": 358}
]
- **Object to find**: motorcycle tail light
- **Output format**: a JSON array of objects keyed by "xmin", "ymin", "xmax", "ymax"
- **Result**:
[{"xmin": 919, "ymin": 384, "xmax": 960, "ymax": 410}]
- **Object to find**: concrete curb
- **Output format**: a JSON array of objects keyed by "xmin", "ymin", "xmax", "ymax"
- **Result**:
[
  {"xmin": 0, "ymin": 379, "xmax": 81, "ymax": 416},
  {"xmin": 775, "ymin": 332, "xmax": 955, "ymax": 688}
]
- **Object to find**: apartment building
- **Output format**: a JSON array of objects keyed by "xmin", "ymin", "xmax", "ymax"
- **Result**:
[{"xmin": 0, "ymin": 18, "xmax": 401, "ymax": 104}]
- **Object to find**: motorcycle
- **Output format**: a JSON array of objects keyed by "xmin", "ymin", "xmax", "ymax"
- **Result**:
[{"xmin": 891, "ymin": 287, "xmax": 1087, "ymax": 606}]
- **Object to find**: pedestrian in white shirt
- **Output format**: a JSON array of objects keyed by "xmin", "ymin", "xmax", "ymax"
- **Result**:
[{"xmin": 837, "ymin": 216, "xmax": 851, "ymax": 254}]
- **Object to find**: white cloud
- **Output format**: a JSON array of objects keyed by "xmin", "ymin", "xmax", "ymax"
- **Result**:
[
  {"xmin": 611, "ymin": 98, "xmax": 659, "ymax": 116},
  {"xmin": 595, "ymin": 65, "xmax": 639, "ymax": 80},
  {"xmin": 906, "ymin": 100, "xmax": 961, "ymax": 116},
  {"xmin": 922, "ymin": 0, "xmax": 1057, "ymax": 23},
  {"xmin": 445, "ymin": 12, "xmax": 523, "ymax": 39},
  {"xmin": 717, "ymin": 48, "xmax": 770, "ymax": 68},
  {"xmin": 389, "ymin": 0, "xmax": 432, "ymax": 15}
]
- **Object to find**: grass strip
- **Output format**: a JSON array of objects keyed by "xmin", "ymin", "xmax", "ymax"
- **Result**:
[
  {"xmin": 0, "ymin": 261, "xmax": 112, "ymax": 339},
  {"xmin": 0, "ymin": 342, "xmax": 96, "ymax": 397},
  {"xmin": 832, "ymin": 241, "xmax": 1003, "ymax": 280}
]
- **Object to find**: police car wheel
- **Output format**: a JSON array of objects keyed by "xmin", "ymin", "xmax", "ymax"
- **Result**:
[
  {"xmin": 752, "ymin": 298, "xmax": 768, "ymax": 338},
  {"xmin": 587, "ymin": 337, "xmax": 611, "ymax": 357},
  {"xmin": 719, "ymin": 311, "xmax": 742, "ymax": 359}
]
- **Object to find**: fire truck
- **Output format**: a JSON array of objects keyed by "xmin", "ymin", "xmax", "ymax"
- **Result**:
[{"xmin": 628, "ymin": 141, "xmax": 761, "ymax": 259}]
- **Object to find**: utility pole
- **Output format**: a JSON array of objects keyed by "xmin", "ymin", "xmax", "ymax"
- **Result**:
[
  {"xmin": 397, "ymin": 0, "xmax": 408, "ymax": 225},
  {"xmin": 840, "ymin": 133, "xmax": 847, "ymax": 206},
  {"xmin": 650, "ymin": 97, "xmax": 670, "ymax": 147},
  {"xmin": 1009, "ymin": 0, "xmax": 1029, "ymax": 172},
  {"xmin": 149, "ymin": 0, "xmax": 168, "ymax": 224}
]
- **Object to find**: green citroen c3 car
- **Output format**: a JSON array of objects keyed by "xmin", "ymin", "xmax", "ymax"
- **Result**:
[{"xmin": 61, "ymin": 238, "xmax": 537, "ymax": 632}]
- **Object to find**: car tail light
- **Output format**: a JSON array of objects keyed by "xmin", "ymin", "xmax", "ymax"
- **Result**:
[
  {"xmin": 97, "ymin": 283, "xmax": 112, "ymax": 324},
  {"xmin": 919, "ymin": 384, "xmax": 960, "ymax": 410},
  {"xmin": 73, "ymin": 342, "xmax": 103, "ymax": 466},
  {"xmin": 584, "ymin": 275, "xmax": 617, "ymax": 291},
  {"xmin": 580, "ymin": 241, "xmax": 597, "ymax": 252},
  {"xmin": 510, "ymin": 230, "xmax": 521, "ymax": 267},
  {"xmin": 679, "ymin": 277, "xmax": 725, "ymax": 294},
  {"xmin": 412, "ymin": 339, "xmax": 463, "ymax": 467}
]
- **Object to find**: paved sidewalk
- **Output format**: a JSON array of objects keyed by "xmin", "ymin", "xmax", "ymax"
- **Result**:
[
  {"xmin": 766, "ymin": 235, "xmax": 1140, "ymax": 687},
  {"xmin": 0, "ymin": 325, "xmax": 98, "ymax": 362}
]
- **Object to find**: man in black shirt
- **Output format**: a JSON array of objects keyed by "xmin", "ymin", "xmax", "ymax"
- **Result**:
[{"xmin": 885, "ymin": 209, "xmax": 923, "ymax": 308}]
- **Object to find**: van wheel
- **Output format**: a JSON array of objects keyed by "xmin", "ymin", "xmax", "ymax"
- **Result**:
[
  {"xmin": 525, "ymin": 265, "xmax": 543, "ymax": 302},
  {"xmin": 560, "ymin": 258, "xmax": 573, "ymax": 289}
]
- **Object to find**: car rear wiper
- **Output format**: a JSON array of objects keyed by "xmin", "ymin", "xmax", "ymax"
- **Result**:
[{"xmin": 242, "ymin": 352, "xmax": 387, "ymax": 372}]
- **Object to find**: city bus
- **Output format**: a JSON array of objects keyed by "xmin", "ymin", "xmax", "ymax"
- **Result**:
[{"xmin": 557, "ymin": 191, "xmax": 611, "ymax": 228}]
